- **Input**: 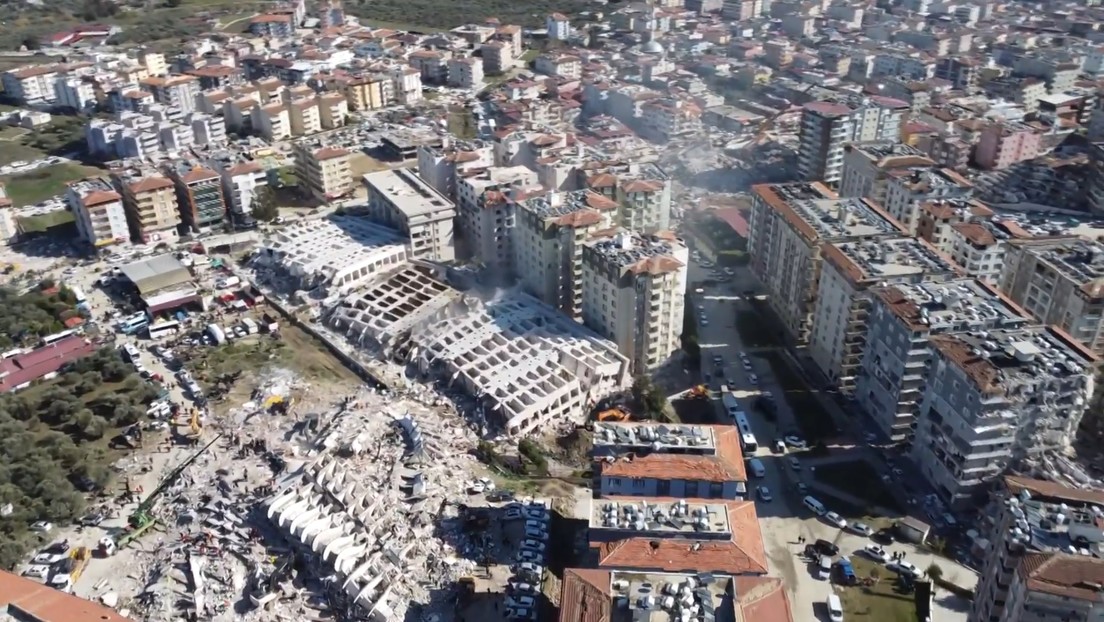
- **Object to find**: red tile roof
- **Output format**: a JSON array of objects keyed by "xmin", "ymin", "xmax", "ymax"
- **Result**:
[
  {"xmin": 558, "ymin": 569, "xmax": 611, "ymax": 622},
  {"xmin": 600, "ymin": 425, "xmax": 746, "ymax": 483},
  {"xmin": 596, "ymin": 501, "xmax": 767, "ymax": 575},
  {"xmin": 0, "ymin": 335, "xmax": 97, "ymax": 393},
  {"xmin": 732, "ymin": 576, "xmax": 795, "ymax": 622},
  {"xmin": 0, "ymin": 570, "xmax": 132, "ymax": 622}
]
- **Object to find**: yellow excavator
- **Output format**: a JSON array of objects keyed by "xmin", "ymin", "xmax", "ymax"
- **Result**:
[
  {"xmin": 688, "ymin": 384, "xmax": 710, "ymax": 399},
  {"xmin": 189, "ymin": 409, "xmax": 201, "ymax": 438},
  {"xmin": 596, "ymin": 406, "xmax": 630, "ymax": 422}
]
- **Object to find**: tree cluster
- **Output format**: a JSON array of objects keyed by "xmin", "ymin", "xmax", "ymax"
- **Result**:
[
  {"xmin": 0, "ymin": 284, "xmax": 78, "ymax": 350},
  {"xmin": 631, "ymin": 376, "xmax": 672, "ymax": 421}
]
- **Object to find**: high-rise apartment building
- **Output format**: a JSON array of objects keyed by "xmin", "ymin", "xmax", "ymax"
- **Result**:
[
  {"xmin": 839, "ymin": 142, "xmax": 934, "ymax": 207},
  {"xmin": 971, "ymin": 477, "xmax": 1104, "ymax": 622},
  {"xmin": 165, "ymin": 165, "xmax": 227, "ymax": 231},
  {"xmin": 293, "ymin": 143, "xmax": 353, "ymax": 203},
  {"xmin": 809, "ymin": 237, "xmax": 959, "ymax": 391},
  {"xmin": 797, "ymin": 97, "xmax": 908, "ymax": 184},
  {"xmin": 113, "ymin": 173, "xmax": 180, "ymax": 244},
  {"xmin": 67, "ymin": 178, "xmax": 129, "ymax": 247},
  {"xmin": 455, "ymin": 166, "xmax": 541, "ymax": 271},
  {"xmin": 856, "ymin": 279, "xmax": 1032, "ymax": 440},
  {"xmin": 747, "ymin": 182, "xmax": 903, "ymax": 342},
  {"xmin": 882, "ymin": 167, "xmax": 973, "ymax": 234},
  {"xmin": 513, "ymin": 190, "xmax": 619, "ymax": 321},
  {"xmin": 138, "ymin": 75, "xmax": 199, "ymax": 114},
  {"xmin": 1000, "ymin": 238, "xmax": 1104, "ymax": 357},
  {"xmin": 581, "ymin": 162, "xmax": 672, "ymax": 232},
  {"xmin": 362, "ymin": 168, "xmax": 457, "ymax": 262},
  {"xmin": 913, "ymin": 326, "xmax": 1095, "ymax": 506},
  {"xmin": 582, "ymin": 230, "xmax": 688, "ymax": 373}
]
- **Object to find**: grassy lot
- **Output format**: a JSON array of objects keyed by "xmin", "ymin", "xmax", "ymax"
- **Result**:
[
  {"xmin": 1, "ymin": 163, "xmax": 100, "ymax": 206},
  {"xmin": 814, "ymin": 460, "xmax": 903, "ymax": 514},
  {"xmin": 757, "ymin": 350, "xmax": 837, "ymax": 440},
  {"xmin": 0, "ymin": 125, "xmax": 28, "ymax": 141},
  {"xmin": 17, "ymin": 208, "xmax": 76, "ymax": 233},
  {"xmin": 520, "ymin": 49, "xmax": 540, "ymax": 62},
  {"xmin": 447, "ymin": 108, "xmax": 477, "ymax": 139},
  {"xmin": 0, "ymin": 142, "xmax": 49, "ymax": 167},
  {"xmin": 836, "ymin": 556, "xmax": 920, "ymax": 622}
]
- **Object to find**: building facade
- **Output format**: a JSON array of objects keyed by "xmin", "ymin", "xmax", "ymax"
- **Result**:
[{"xmin": 362, "ymin": 168, "xmax": 457, "ymax": 262}]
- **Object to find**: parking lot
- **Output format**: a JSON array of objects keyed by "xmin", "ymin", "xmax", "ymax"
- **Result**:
[{"xmin": 684, "ymin": 245, "xmax": 976, "ymax": 622}]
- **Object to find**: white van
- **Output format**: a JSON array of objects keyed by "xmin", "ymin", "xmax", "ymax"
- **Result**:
[
  {"xmin": 747, "ymin": 458, "xmax": 766, "ymax": 478},
  {"xmin": 827, "ymin": 594, "xmax": 844, "ymax": 621},
  {"xmin": 818, "ymin": 554, "xmax": 832, "ymax": 580},
  {"xmin": 803, "ymin": 496, "xmax": 827, "ymax": 516}
]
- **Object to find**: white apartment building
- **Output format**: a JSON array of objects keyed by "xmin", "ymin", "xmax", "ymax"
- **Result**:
[
  {"xmin": 747, "ymin": 182, "xmax": 903, "ymax": 342},
  {"xmin": 971, "ymin": 477, "xmax": 1104, "ymax": 622},
  {"xmin": 871, "ymin": 53, "xmax": 934, "ymax": 81},
  {"xmin": 482, "ymin": 42, "xmax": 514, "ymax": 76},
  {"xmin": 882, "ymin": 167, "xmax": 973, "ymax": 234},
  {"xmin": 546, "ymin": 12, "xmax": 571, "ymax": 40},
  {"xmin": 582, "ymin": 230, "xmax": 688, "ymax": 373},
  {"xmin": 67, "ymin": 179, "xmax": 130, "ymax": 247},
  {"xmin": 946, "ymin": 220, "xmax": 1017, "ymax": 282},
  {"xmin": 856, "ymin": 279, "xmax": 1031, "ymax": 441},
  {"xmin": 189, "ymin": 113, "xmax": 227, "ymax": 147},
  {"xmin": 534, "ymin": 54, "xmax": 582, "ymax": 79},
  {"xmin": 810, "ymin": 237, "xmax": 960, "ymax": 391},
  {"xmin": 416, "ymin": 141, "xmax": 494, "ymax": 199},
  {"xmin": 216, "ymin": 161, "xmax": 267, "ymax": 216},
  {"xmin": 582, "ymin": 162, "xmax": 673, "ymax": 232},
  {"xmin": 54, "ymin": 76, "xmax": 96, "ymax": 112},
  {"xmin": 2, "ymin": 65, "xmax": 61, "ymax": 104},
  {"xmin": 914, "ymin": 326, "xmax": 1096, "ymax": 506},
  {"xmin": 0, "ymin": 184, "xmax": 16, "ymax": 246},
  {"xmin": 797, "ymin": 97, "xmax": 908, "ymax": 183},
  {"xmin": 1000, "ymin": 238, "xmax": 1104, "ymax": 357},
  {"xmin": 253, "ymin": 104, "xmax": 291, "ymax": 141},
  {"xmin": 513, "ymin": 190, "xmax": 619, "ymax": 321},
  {"xmin": 158, "ymin": 122, "xmax": 194, "ymax": 151},
  {"xmin": 391, "ymin": 67, "xmax": 423, "ymax": 105},
  {"xmin": 362, "ymin": 168, "xmax": 457, "ymax": 262},
  {"xmin": 447, "ymin": 57, "xmax": 484, "ymax": 90},
  {"xmin": 455, "ymin": 166, "xmax": 541, "ymax": 270},
  {"xmin": 839, "ymin": 142, "xmax": 934, "ymax": 207}
]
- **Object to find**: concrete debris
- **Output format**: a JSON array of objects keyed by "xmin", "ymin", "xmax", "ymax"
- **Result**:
[{"xmin": 83, "ymin": 365, "xmax": 490, "ymax": 622}]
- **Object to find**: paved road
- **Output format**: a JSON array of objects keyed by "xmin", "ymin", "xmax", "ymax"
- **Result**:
[{"xmin": 682, "ymin": 249, "xmax": 974, "ymax": 622}]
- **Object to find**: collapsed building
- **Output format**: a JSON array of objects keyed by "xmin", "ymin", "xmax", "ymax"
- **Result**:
[{"xmin": 327, "ymin": 262, "xmax": 630, "ymax": 436}]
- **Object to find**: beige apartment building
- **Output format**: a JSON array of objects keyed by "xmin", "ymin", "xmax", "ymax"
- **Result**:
[
  {"xmin": 582, "ymin": 230, "xmax": 688, "ymax": 373},
  {"xmin": 1000, "ymin": 237, "xmax": 1104, "ymax": 356},
  {"xmin": 252, "ymin": 103, "xmax": 291, "ymax": 141},
  {"xmin": 294, "ymin": 143, "xmax": 353, "ymax": 203},
  {"xmin": 115, "ymin": 174, "xmax": 180, "ymax": 244},
  {"xmin": 316, "ymin": 93, "xmax": 348, "ymax": 128},
  {"xmin": 514, "ymin": 190, "xmax": 619, "ymax": 322},
  {"xmin": 345, "ymin": 75, "xmax": 390, "ymax": 111},
  {"xmin": 67, "ymin": 178, "xmax": 129, "ymax": 247},
  {"xmin": 287, "ymin": 98, "xmax": 322, "ymax": 136},
  {"xmin": 361, "ymin": 168, "xmax": 457, "ymax": 262},
  {"xmin": 747, "ymin": 182, "xmax": 904, "ymax": 343}
]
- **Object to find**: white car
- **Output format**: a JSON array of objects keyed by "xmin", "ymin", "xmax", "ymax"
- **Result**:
[
  {"xmin": 756, "ymin": 486, "xmax": 772, "ymax": 502},
  {"xmin": 862, "ymin": 545, "xmax": 891, "ymax": 563},
  {"xmin": 507, "ymin": 595, "xmax": 536, "ymax": 609},
  {"xmin": 849, "ymin": 521, "xmax": 874, "ymax": 536},
  {"xmin": 467, "ymin": 482, "xmax": 486, "ymax": 494},
  {"xmin": 514, "ymin": 563, "xmax": 542, "ymax": 579},
  {"xmin": 887, "ymin": 560, "xmax": 920, "ymax": 577},
  {"xmin": 504, "ymin": 508, "xmax": 523, "ymax": 521},
  {"xmin": 742, "ymin": 360, "xmax": 753, "ymax": 371},
  {"xmin": 784, "ymin": 436, "xmax": 807, "ymax": 449},
  {"xmin": 22, "ymin": 565, "xmax": 50, "ymax": 579},
  {"xmin": 748, "ymin": 373, "xmax": 758, "ymax": 385},
  {"xmin": 824, "ymin": 512, "xmax": 847, "ymax": 529},
  {"xmin": 30, "ymin": 521, "xmax": 53, "ymax": 533},
  {"xmin": 516, "ymin": 549, "xmax": 542, "ymax": 563},
  {"xmin": 31, "ymin": 552, "xmax": 66, "ymax": 566}
]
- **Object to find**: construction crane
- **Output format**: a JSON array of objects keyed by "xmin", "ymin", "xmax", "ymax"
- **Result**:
[{"xmin": 113, "ymin": 435, "xmax": 222, "ymax": 550}]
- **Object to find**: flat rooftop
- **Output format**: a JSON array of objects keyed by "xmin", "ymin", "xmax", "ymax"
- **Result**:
[
  {"xmin": 888, "ymin": 167, "xmax": 972, "ymax": 197},
  {"xmin": 824, "ymin": 236, "xmax": 959, "ymax": 286},
  {"xmin": 255, "ymin": 215, "xmax": 407, "ymax": 287},
  {"xmin": 875, "ymin": 279, "xmax": 1031, "ymax": 333},
  {"xmin": 119, "ymin": 253, "xmax": 192, "ymax": 295},
  {"xmin": 995, "ymin": 476, "xmax": 1104, "ymax": 557},
  {"xmin": 593, "ymin": 421, "xmax": 717, "ymax": 453},
  {"xmin": 362, "ymin": 168, "xmax": 455, "ymax": 218},
  {"xmin": 1013, "ymin": 238, "xmax": 1104, "ymax": 297},
  {"xmin": 930, "ymin": 326, "xmax": 1096, "ymax": 395},
  {"xmin": 560, "ymin": 570, "xmax": 793, "ymax": 622},
  {"xmin": 597, "ymin": 425, "xmax": 747, "ymax": 484},
  {"xmin": 848, "ymin": 140, "xmax": 934, "ymax": 168},
  {"xmin": 584, "ymin": 230, "xmax": 686, "ymax": 275},
  {"xmin": 591, "ymin": 497, "xmax": 732, "ymax": 537},
  {"xmin": 753, "ymin": 182, "xmax": 902, "ymax": 243},
  {"xmin": 516, "ymin": 189, "xmax": 619, "ymax": 225}
]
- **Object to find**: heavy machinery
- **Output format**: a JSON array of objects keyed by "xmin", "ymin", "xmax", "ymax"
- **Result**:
[
  {"xmin": 47, "ymin": 547, "xmax": 90, "ymax": 593},
  {"xmin": 114, "ymin": 435, "xmax": 222, "ymax": 550},
  {"xmin": 189, "ymin": 408, "xmax": 201, "ymax": 438},
  {"xmin": 595, "ymin": 406, "xmax": 630, "ymax": 422},
  {"xmin": 688, "ymin": 384, "xmax": 710, "ymax": 399}
]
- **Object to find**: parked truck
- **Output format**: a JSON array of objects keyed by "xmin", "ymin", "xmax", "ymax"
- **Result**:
[
  {"xmin": 206, "ymin": 324, "xmax": 226, "ymax": 345},
  {"xmin": 261, "ymin": 313, "xmax": 279, "ymax": 333},
  {"xmin": 242, "ymin": 318, "xmax": 259, "ymax": 335}
]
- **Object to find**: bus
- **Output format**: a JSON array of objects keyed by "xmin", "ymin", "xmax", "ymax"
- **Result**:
[
  {"xmin": 731, "ymin": 410, "xmax": 758, "ymax": 452},
  {"xmin": 118, "ymin": 313, "xmax": 150, "ymax": 335},
  {"xmin": 42, "ymin": 329, "xmax": 78, "ymax": 346},
  {"xmin": 740, "ymin": 433, "xmax": 759, "ymax": 453},
  {"xmin": 71, "ymin": 286, "xmax": 87, "ymax": 306},
  {"xmin": 147, "ymin": 320, "xmax": 181, "ymax": 340}
]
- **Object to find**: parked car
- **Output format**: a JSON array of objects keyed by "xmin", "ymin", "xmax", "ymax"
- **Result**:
[
  {"xmin": 788, "ymin": 457, "xmax": 801, "ymax": 471},
  {"xmin": 507, "ymin": 595, "xmax": 536, "ymax": 609},
  {"xmin": 504, "ymin": 508, "xmax": 523, "ymax": 521},
  {"xmin": 516, "ymin": 549, "xmax": 542, "ymax": 563},
  {"xmin": 849, "ymin": 521, "xmax": 874, "ymax": 537},
  {"xmin": 824, "ymin": 511, "xmax": 847, "ymax": 529},
  {"xmin": 813, "ymin": 539, "xmax": 839, "ymax": 556},
  {"xmin": 22, "ymin": 565, "xmax": 50, "ymax": 579},
  {"xmin": 862, "ymin": 545, "xmax": 891, "ymax": 563},
  {"xmin": 887, "ymin": 560, "xmax": 920, "ymax": 577},
  {"xmin": 521, "ymin": 539, "xmax": 546, "ymax": 554},
  {"xmin": 30, "ymin": 521, "xmax": 53, "ymax": 533},
  {"xmin": 784, "ymin": 435, "xmax": 807, "ymax": 448},
  {"xmin": 757, "ymin": 485, "xmax": 772, "ymax": 502}
]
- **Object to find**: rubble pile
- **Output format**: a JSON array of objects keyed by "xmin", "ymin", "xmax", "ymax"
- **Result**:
[{"xmin": 269, "ymin": 396, "xmax": 483, "ymax": 621}]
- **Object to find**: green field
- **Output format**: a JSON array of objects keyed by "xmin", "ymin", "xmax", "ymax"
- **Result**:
[
  {"xmin": 836, "ymin": 557, "xmax": 920, "ymax": 622},
  {"xmin": 1, "ymin": 163, "xmax": 100, "ymax": 206},
  {"xmin": 0, "ymin": 141, "xmax": 47, "ymax": 167}
]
